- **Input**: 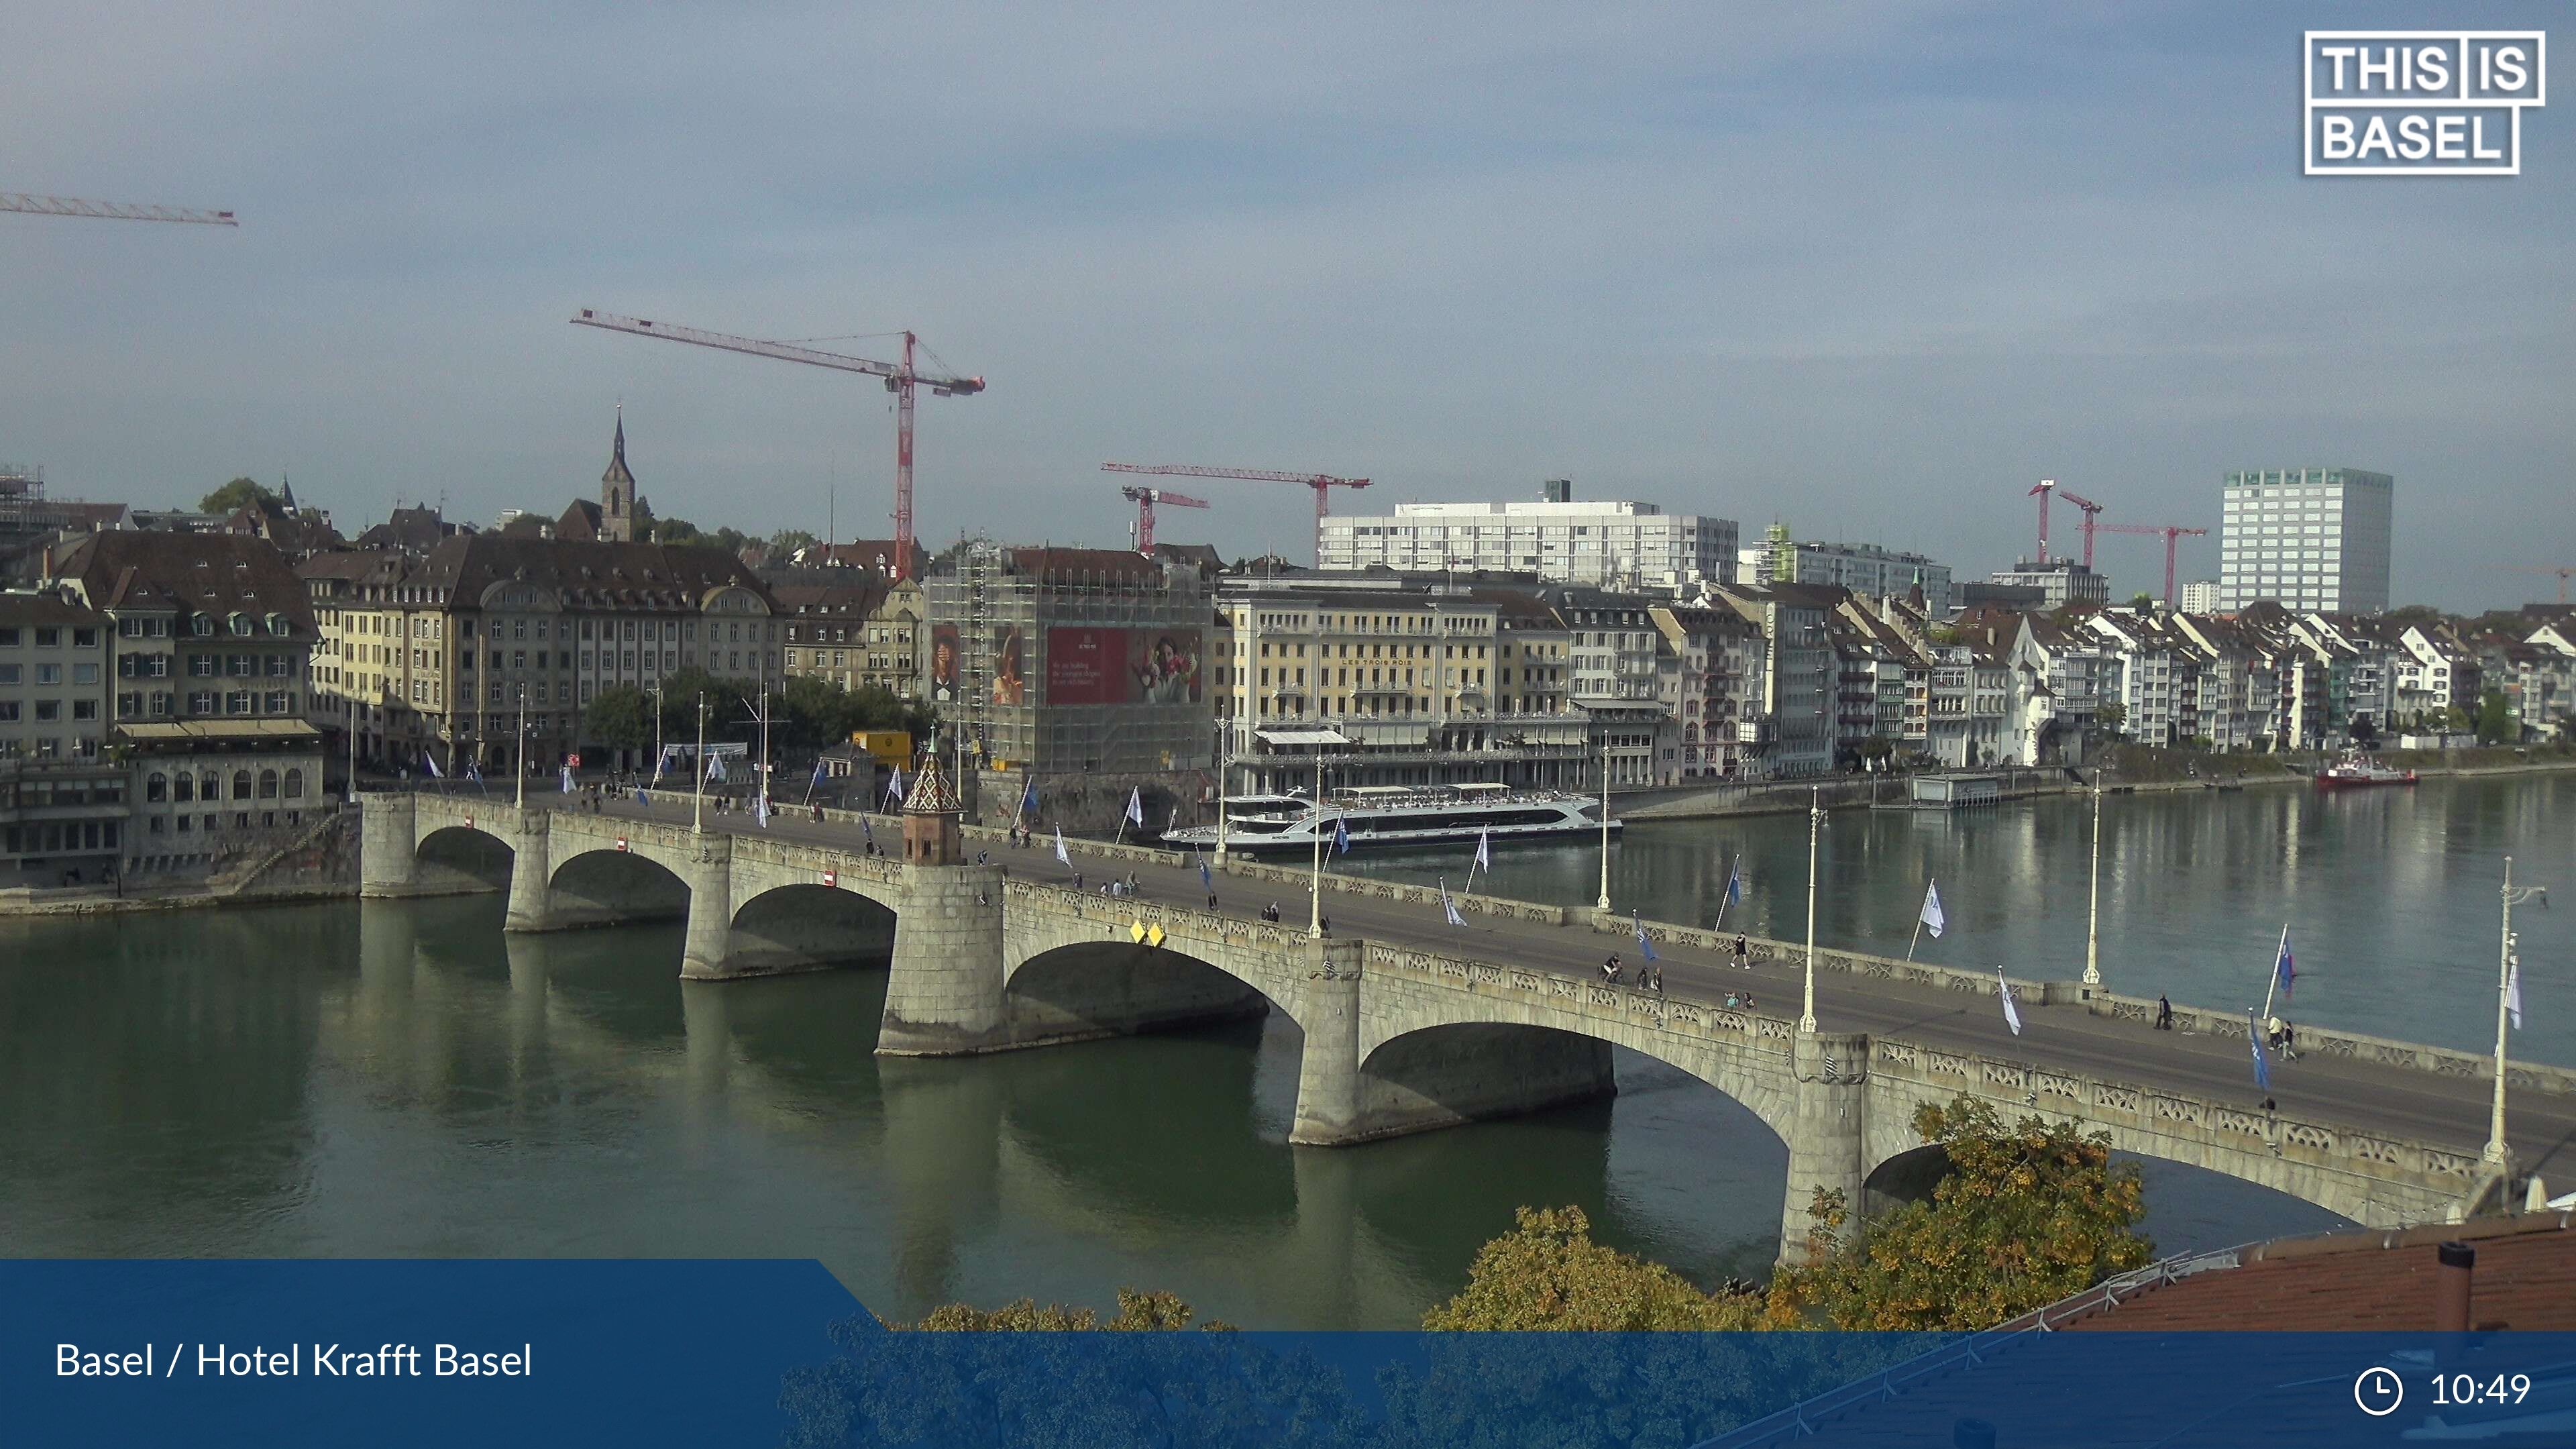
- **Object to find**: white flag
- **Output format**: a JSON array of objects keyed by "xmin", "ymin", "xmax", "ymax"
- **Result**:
[
  {"xmin": 559, "ymin": 765, "xmax": 572, "ymax": 794},
  {"xmin": 1439, "ymin": 878, "xmax": 1465, "ymax": 928},
  {"xmin": 1124, "ymin": 787, "xmax": 1144, "ymax": 826},
  {"xmin": 1054, "ymin": 825, "xmax": 1071, "ymax": 866},
  {"xmin": 755, "ymin": 792, "xmax": 771, "ymax": 828},
  {"xmin": 706, "ymin": 753, "xmax": 728, "ymax": 784},
  {"xmin": 884, "ymin": 766, "xmax": 904, "ymax": 806},
  {"xmin": 1472, "ymin": 826, "xmax": 1491, "ymax": 875},
  {"xmin": 1998, "ymin": 967, "xmax": 2022, "ymax": 1036},
  {"xmin": 421, "ymin": 751, "xmax": 441, "ymax": 780},
  {"xmin": 2507, "ymin": 953, "xmax": 2523, "ymax": 1032},
  {"xmin": 1919, "ymin": 881, "xmax": 1945, "ymax": 940}
]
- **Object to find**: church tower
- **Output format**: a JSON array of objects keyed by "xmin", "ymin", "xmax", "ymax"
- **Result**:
[{"xmin": 600, "ymin": 407, "xmax": 639, "ymax": 543}]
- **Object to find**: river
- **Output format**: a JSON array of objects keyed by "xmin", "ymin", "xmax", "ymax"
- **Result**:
[{"xmin": 0, "ymin": 775, "xmax": 2563, "ymax": 1329}]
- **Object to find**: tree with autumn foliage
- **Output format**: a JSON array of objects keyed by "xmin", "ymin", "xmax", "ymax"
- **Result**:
[
  {"xmin": 1777, "ymin": 1095, "xmax": 2153, "ymax": 1330},
  {"xmin": 1421, "ymin": 1205, "xmax": 1775, "ymax": 1330}
]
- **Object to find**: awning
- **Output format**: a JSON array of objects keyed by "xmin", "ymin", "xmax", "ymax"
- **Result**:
[
  {"xmin": 116, "ymin": 719, "xmax": 325, "ymax": 745},
  {"xmin": 1255, "ymin": 727, "xmax": 1353, "ymax": 747}
]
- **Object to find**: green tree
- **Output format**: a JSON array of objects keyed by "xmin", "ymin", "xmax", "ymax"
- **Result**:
[
  {"xmin": 894, "ymin": 1289, "xmax": 1232, "ymax": 1334},
  {"xmin": 1421, "ymin": 1205, "xmax": 1771, "ymax": 1330},
  {"xmin": 2475, "ymin": 688, "xmax": 2515, "ymax": 745},
  {"xmin": 2094, "ymin": 700, "xmax": 2127, "ymax": 735},
  {"xmin": 200, "ymin": 477, "xmax": 275, "ymax": 515},
  {"xmin": 1778, "ymin": 1096, "xmax": 2152, "ymax": 1330},
  {"xmin": 2128, "ymin": 592, "xmax": 2156, "ymax": 612},
  {"xmin": 771, "ymin": 527, "xmax": 820, "ymax": 555},
  {"xmin": 581, "ymin": 686, "xmax": 659, "ymax": 752}
]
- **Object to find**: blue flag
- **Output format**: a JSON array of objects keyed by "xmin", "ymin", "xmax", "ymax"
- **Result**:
[
  {"xmin": 633, "ymin": 787, "xmax": 648, "ymax": 806},
  {"xmin": 1333, "ymin": 816, "xmax": 1350, "ymax": 855},
  {"xmin": 2273, "ymin": 927, "xmax": 2295, "ymax": 1002},
  {"xmin": 1021, "ymin": 777, "xmax": 1038, "ymax": 812},
  {"xmin": 1632, "ymin": 911, "xmax": 1658, "ymax": 962},
  {"xmin": 810, "ymin": 757, "xmax": 827, "ymax": 788},
  {"xmin": 2249, "ymin": 1009, "xmax": 2271, "ymax": 1092},
  {"xmin": 1725, "ymin": 858, "xmax": 1744, "ymax": 904},
  {"xmin": 1199, "ymin": 857, "xmax": 1213, "ymax": 891}
]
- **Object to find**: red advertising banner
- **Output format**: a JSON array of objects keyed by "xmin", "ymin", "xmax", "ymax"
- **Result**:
[{"xmin": 1044, "ymin": 627, "xmax": 1201, "ymax": 706}]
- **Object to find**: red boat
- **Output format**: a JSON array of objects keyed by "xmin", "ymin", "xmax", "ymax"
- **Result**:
[{"xmin": 2315, "ymin": 749, "xmax": 2418, "ymax": 789}]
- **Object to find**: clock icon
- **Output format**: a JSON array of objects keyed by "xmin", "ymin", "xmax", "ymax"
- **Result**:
[{"xmin": 2355, "ymin": 1366, "xmax": 2406, "ymax": 1417}]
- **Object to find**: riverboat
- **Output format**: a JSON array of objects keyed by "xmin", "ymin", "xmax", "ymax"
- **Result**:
[
  {"xmin": 1164, "ymin": 783, "xmax": 1616, "ymax": 853},
  {"xmin": 2314, "ymin": 749, "xmax": 2418, "ymax": 789}
]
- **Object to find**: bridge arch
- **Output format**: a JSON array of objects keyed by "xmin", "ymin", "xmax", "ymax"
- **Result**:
[
  {"xmin": 547, "ymin": 847, "xmax": 691, "ymax": 930},
  {"xmin": 1002, "ymin": 938, "xmax": 1277, "ymax": 1049},
  {"xmin": 415, "ymin": 823, "xmax": 513, "ymax": 892},
  {"xmin": 1356, "ymin": 1014, "xmax": 1795, "ymax": 1149},
  {"xmin": 723, "ymin": 882, "xmax": 899, "ymax": 976}
]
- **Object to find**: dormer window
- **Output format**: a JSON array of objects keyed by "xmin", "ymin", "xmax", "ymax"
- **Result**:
[{"xmin": 229, "ymin": 613, "xmax": 252, "ymax": 635}]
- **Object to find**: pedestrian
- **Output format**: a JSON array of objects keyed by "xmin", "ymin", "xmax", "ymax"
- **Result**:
[
  {"xmin": 1742, "ymin": 991, "xmax": 1756, "ymax": 1011},
  {"xmin": 813, "ymin": 804, "xmax": 824, "ymax": 823},
  {"xmin": 2155, "ymin": 994, "xmax": 2174, "ymax": 1030},
  {"xmin": 1074, "ymin": 871, "xmax": 1085, "ymax": 890},
  {"xmin": 1601, "ymin": 954, "xmax": 1622, "ymax": 984},
  {"xmin": 1319, "ymin": 913, "xmax": 1331, "ymax": 936},
  {"xmin": 1208, "ymin": 892, "xmax": 1219, "ymax": 910},
  {"xmin": 1648, "ymin": 963, "xmax": 1664, "ymax": 993},
  {"xmin": 1733, "ymin": 933, "xmax": 1750, "ymax": 970}
]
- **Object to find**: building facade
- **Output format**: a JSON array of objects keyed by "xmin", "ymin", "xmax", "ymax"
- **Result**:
[
  {"xmin": 1985, "ymin": 559, "xmax": 2111, "ymax": 610},
  {"xmin": 2219, "ymin": 467, "xmax": 2394, "ymax": 614},
  {"xmin": 1740, "ymin": 537, "xmax": 1954, "ymax": 614},
  {"xmin": 1318, "ymin": 486, "xmax": 1737, "ymax": 592},
  {"xmin": 2180, "ymin": 580, "xmax": 2221, "ymax": 614},
  {"xmin": 301, "ymin": 536, "xmax": 780, "ymax": 773},
  {"xmin": 775, "ymin": 576, "xmax": 926, "ymax": 701},
  {"xmin": 47, "ymin": 532, "xmax": 327, "ymax": 877},
  {"xmin": 0, "ymin": 592, "xmax": 127, "ymax": 886}
]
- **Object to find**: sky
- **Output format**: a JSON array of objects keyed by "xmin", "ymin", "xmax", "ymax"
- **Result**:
[{"xmin": 3, "ymin": 1, "xmax": 2568, "ymax": 610}]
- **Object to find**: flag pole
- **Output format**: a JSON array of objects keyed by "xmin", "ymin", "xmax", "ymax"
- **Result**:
[
  {"xmin": 1712, "ymin": 853, "xmax": 1731, "ymax": 930},
  {"xmin": 2260, "ymin": 922, "xmax": 2288, "ymax": 1023}
]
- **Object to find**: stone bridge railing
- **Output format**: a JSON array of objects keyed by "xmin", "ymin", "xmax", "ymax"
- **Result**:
[{"xmin": 2086, "ymin": 989, "xmax": 2576, "ymax": 1098}]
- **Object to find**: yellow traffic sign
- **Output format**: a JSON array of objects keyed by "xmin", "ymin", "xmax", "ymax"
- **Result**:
[
  {"xmin": 1129, "ymin": 920, "xmax": 1146, "ymax": 943},
  {"xmin": 1146, "ymin": 922, "xmax": 1167, "ymax": 949}
]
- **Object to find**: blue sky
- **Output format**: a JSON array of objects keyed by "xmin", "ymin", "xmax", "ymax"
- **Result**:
[{"xmin": 4, "ymin": 2, "xmax": 2567, "ymax": 608}]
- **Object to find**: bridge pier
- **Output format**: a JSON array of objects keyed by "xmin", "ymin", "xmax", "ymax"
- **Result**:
[
  {"xmin": 877, "ymin": 861, "xmax": 1010, "ymax": 1054},
  {"xmin": 358, "ymin": 794, "xmax": 419, "ymax": 898},
  {"xmin": 503, "ymin": 809, "xmax": 554, "ymax": 932},
  {"xmin": 1779, "ymin": 1030, "xmax": 1870, "ymax": 1266},
  {"xmin": 1289, "ymin": 939, "xmax": 1368, "ymax": 1146},
  {"xmin": 678, "ymin": 837, "xmax": 737, "ymax": 980}
]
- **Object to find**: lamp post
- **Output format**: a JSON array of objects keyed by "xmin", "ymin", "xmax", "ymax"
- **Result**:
[
  {"xmin": 2489, "ymin": 856, "xmax": 2548, "ymax": 1165},
  {"xmin": 1801, "ymin": 785, "xmax": 1821, "ymax": 1034},
  {"xmin": 692, "ymin": 692, "xmax": 708, "ymax": 837},
  {"xmin": 647, "ymin": 678, "xmax": 665, "ymax": 797},
  {"xmin": 1595, "ymin": 723, "xmax": 1613, "ymax": 913},
  {"xmin": 2083, "ymin": 771, "xmax": 2105, "ymax": 992},
  {"xmin": 1215, "ymin": 720, "xmax": 1231, "ymax": 863},
  {"xmin": 1307, "ymin": 736, "xmax": 1328, "ymax": 938},
  {"xmin": 513, "ymin": 682, "xmax": 527, "ymax": 810}
]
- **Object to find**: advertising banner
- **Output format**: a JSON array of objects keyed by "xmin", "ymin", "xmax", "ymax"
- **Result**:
[
  {"xmin": 1044, "ymin": 627, "xmax": 1201, "ymax": 706},
  {"xmin": 929, "ymin": 625, "xmax": 962, "ymax": 704}
]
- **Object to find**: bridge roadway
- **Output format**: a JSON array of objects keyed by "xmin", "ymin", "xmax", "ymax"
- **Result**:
[{"xmin": 370, "ymin": 792, "xmax": 2574, "ymax": 1247}]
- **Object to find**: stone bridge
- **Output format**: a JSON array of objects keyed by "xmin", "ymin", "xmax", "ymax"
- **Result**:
[{"xmin": 363, "ymin": 792, "xmax": 2523, "ymax": 1256}]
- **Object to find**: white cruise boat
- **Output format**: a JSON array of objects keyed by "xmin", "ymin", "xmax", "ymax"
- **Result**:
[{"xmin": 1164, "ymin": 783, "xmax": 1617, "ymax": 853}]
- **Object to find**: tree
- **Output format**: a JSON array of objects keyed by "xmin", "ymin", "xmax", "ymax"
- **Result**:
[
  {"xmin": 771, "ymin": 527, "xmax": 820, "ymax": 555},
  {"xmin": 1421, "ymin": 1205, "xmax": 1770, "ymax": 1330},
  {"xmin": 582, "ymin": 686, "xmax": 659, "ymax": 753},
  {"xmin": 2094, "ymin": 700, "xmax": 2127, "ymax": 736},
  {"xmin": 2128, "ymin": 592, "xmax": 2156, "ymax": 612},
  {"xmin": 1777, "ymin": 1096, "xmax": 2152, "ymax": 1330},
  {"xmin": 200, "ymin": 477, "xmax": 274, "ymax": 515},
  {"xmin": 2475, "ymin": 688, "xmax": 2515, "ymax": 745}
]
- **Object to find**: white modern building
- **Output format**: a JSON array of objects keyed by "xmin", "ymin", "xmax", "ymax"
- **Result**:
[
  {"xmin": 1318, "ymin": 481, "xmax": 1735, "ymax": 592},
  {"xmin": 1736, "ymin": 533, "xmax": 1953, "ymax": 613},
  {"xmin": 1984, "ymin": 559, "xmax": 2110, "ymax": 609},
  {"xmin": 2218, "ymin": 468, "xmax": 2394, "ymax": 614},
  {"xmin": 2180, "ymin": 580, "xmax": 2220, "ymax": 614}
]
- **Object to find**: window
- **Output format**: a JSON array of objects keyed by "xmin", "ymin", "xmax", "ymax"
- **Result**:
[
  {"xmin": 225, "ymin": 691, "xmax": 252, "ymax": 714},
  {"xmin": 174, "ymin": 773, "xmax": 193, "ymax": 802},
  {"xmin": 34, "ymin": 700, "xmax": 60, "ymax": 721},
  {"xmin": 34, "ymin": 627, "xmax": 60, "ymax": 646},
  {"xmin": 258, "ymin": 769, "xmax": 278, "ymax": 799},
  {"xmin": 73, "ymin": 663, "xmax": 99, "ymax": 685},
  {"xmin": 36, "ymin": 663, "xmax": 60, "ymax": 685},
  {"xmin": 147, "ymin": 772, "xmax": 168, "ymax": 802},
  {"xmin": 188, "ymin": 691, "xmax": 216, "ymax": 713},
  {"xmin": 0, "ymin": 702, "xmax": 15, "ymax": 722},
  {"xmin": 73, "ymin": 700, "xmax": 99, "ymax": 721},
  {"xmin": 0, "ymin": 664, "xmax": 14, "ymax": 684},
  {"xmin": 284, "ymin": 769, "xmax": 305, "ymax": 799},
  {"xmin": 233, "ymin": 771, "xmax": 254, "ymax": 800}
]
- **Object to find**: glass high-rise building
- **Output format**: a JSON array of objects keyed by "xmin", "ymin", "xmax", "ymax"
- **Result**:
[{"xmin": 2218, "ymin": 468, "xmax": 2393, "ymax": 614}]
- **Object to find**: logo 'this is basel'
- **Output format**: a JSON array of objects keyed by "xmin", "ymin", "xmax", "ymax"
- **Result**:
[{"xmin": 2306, "ymin": 32, "xmax": 2546, "ymax": 176}]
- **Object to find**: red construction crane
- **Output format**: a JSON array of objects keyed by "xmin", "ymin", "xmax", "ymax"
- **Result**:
[
  {"xmin": 2, "ymin": 193, "xmax": 237, "ymax": 226},
  {"xmin": 2025, "ymin": 478, "xmax": 2106, "ymax": 566},
  {"xmin": 2094, "ymin": 522, "xmax": 2210, "ymax": 604},
  {"xmin": 2506, "ymin": 566, "xmax": 2576, "ymax": 605},
  {"xmin": 571, "ymin": 309, "xmax": 983, "ymax": 582},
  {"xmin": 1102, "ymin": 462, "xmax": 1370, "ymax": 566},
  {"xmin": 1120, "ymin": 486, "xmax": 1208, "ymax": 553}
]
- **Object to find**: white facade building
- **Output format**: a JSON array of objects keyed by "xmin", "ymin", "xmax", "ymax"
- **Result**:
[
  {"xmin": 1319, "ymin": 486, "xmax": 1735, "ymax": 592},
  {"xmin": 1736, "ymin": 539, "xmax": 1953, "ymax": 613},
  {"xmin": 2218, "ymin": 468, "xmax": 2394, "ymax": 614},
  {"xmin": 2180, "ymin": 580, "xmax": 2220, "ymax": 614}
]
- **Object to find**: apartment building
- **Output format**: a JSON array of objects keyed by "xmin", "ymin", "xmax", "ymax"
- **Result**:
[
  {"xmin": 774, "ymin": 575, "xmax": 926, "ymax": 700},
  {"xmin": 0, "ymin": 592, "xmax": 126, "ymax": 885},
  {"xmin": 2219, "ymin": 468, "xmax": 2394, "ymax": 614},
  {"xmin": 1320, "ymin": 482, "xmax": 1737, "ymax": 592},
  {"xmin": 47, "ymin": 531, "xmax": 325, "ymax": 872}
]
